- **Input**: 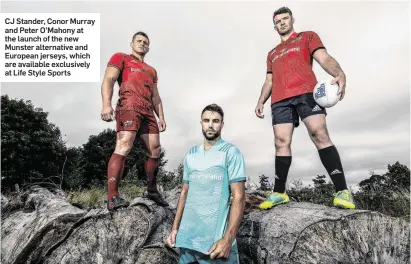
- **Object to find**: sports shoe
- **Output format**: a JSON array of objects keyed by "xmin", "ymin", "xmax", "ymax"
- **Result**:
[
  {"xmin": 147, "ymin": 190, "xmax": 169, "ymax": 206},
  {"xmin": 333, "ymin": 189, "xmax": 355, "ymax": 209},
  {"xmin": 107, "ymin": 196, "xmax": 130, "ymax": 211},
  {"xmin": 258, "ymin": 191, "xmax": 289, "ymax": 210}
]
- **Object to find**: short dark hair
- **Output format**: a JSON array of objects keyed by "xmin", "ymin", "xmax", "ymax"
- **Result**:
[
  {"xmin": 201, "ymin": 104, "xmax": 224, "ymax": 121},
  {"xmin": 132, "ymin": 31, "xmax": 150, "ymax": 44},
  {"xmin": 273, "ymin": 7, "xmax": 293, "ymax": 18}
]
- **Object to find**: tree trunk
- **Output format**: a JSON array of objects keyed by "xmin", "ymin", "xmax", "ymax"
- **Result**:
[{"xmin": 1, "ymin": 186, "xmax": 409, "ymax": 264}]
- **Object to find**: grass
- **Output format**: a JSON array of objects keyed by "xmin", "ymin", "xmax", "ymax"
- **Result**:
[{"xmin": 67, "ymin": 183, "xmax": 145, "ymax": 209}]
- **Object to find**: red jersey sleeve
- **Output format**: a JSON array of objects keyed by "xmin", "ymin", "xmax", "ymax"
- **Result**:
[
  {"xmin": 107, "ymin": 52, "xmax": 125, "ymax": 71},
  {"xmin": 307, "ymin": 31, "xmax": 325, "ymax": 55}
]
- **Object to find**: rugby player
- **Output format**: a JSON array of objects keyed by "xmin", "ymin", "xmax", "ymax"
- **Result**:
[
  {"xmin": 101, "ymin": 31, "xmax": 168, "ymax": 211},
  {"xmin": 255, "ymin": 7, "xmax": 355, "ymax": 210},
  {"xmin": 167, "ymin": 104, "xmax": 246, "ymax": 263}
]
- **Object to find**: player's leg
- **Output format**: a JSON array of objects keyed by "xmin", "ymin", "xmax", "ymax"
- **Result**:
[
  {"xmin": 139, "ymin": 114, "xmax": 169, "ymax": 206},
  {"xmin": 298, "ymin": 93, "xmax": 355, "ymax": 209},
  {"xmin": 107, "ymin": 110, "xmax": 139, "ymax": 211},
  {"xmin": 259, "ymin": 99, "xmax": 297, "ymax": 210},
  {"xmin": 273, "ymin": 123, "xmax": 294, "ymax": 193},
  {"xmin": 140, "ymin": 132, "xmax": 161, "ymax": 192}
]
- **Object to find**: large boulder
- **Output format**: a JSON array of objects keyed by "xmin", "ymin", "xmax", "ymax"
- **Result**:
[
  {"xmin": 238, "ymin": 201, "xmax": 409, "ymax": 264},
  {"xmin": 1, "ymin": 186, "xmax": 409, "ymax": 264}
]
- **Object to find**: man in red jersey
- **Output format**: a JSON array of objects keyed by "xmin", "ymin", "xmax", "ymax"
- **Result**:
[
  {"xmin": 255, "ymin": 7, "xmax": 355, "ymax": 210},
  {"xmin": 101, "ymin": 31, "xmax": 168, "ymax": 211}
]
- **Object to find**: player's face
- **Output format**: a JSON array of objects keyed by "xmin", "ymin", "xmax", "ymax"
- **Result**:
[
  {"xmin": 201, "ymin": 111, "xmax": 224, "ymax": 141},
  {"xmin": 131, "ymin": 35, "xmax": 149, "ymax": 55},
  {"xmin": 273, "ymin": 13, "xmax": 293, "ymax": 36}
]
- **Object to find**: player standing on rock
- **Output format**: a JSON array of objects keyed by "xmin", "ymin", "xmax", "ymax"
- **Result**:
[
  {"xmin": 101, "ymin": 31, "xmax": 168, "ymax": 211},
  {"xmin": 255, "ymin": 7, "xmax": 355, "ymax": 210}
]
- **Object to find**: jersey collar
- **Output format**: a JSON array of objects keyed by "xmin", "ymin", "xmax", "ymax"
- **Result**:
[
  {"xmin": 202, "ymin": 138, "xmax": 225, "ymax": 152},
  {"xmin": 281, "ymin": 31, "xmax": 298, "ymax": 43},
  {"xmin": 129, "ymin": 54, "xmax": 144, "ymax": 62}
]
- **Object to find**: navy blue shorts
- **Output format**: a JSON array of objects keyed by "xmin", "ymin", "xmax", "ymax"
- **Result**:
[
  {"xmin": 271, "ymin": 92, "xmax": 327, "ymax": 127},
  {"xmin": 178, "ymin": 247, "xmax": 239, "ymax": 264}
]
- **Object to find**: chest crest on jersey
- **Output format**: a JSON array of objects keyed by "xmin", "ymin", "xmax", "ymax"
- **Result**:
[
  {"xmin": 128, "ymin": 67, "xmax": 154, "ymax": 81},
  {"xmin": 271, "ymin": 46, "xmax": 301, "ymax": 63}
]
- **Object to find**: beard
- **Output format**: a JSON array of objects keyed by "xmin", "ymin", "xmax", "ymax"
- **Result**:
[
  {"xmin": 202, "ymin": 129, "xmax": 221, "ymax": 141},
  {"xmin": 278, "ymin": 26, "xmax": 292, "ymax": 36}
]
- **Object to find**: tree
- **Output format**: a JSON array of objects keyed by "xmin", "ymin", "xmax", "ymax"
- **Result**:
[
  {"xmin": 78, "ymin": 128, "xmax": 167, "ymax": 189},
  {"xmin": 1, "ymin": 95, "xmax": 66, "ymax": 192},
  {"xmin": 259, "ymin": 174, "xmax": 270, "ymax": 191},
  {"xmin": 312, "ymin": 175, "xmax": 327, "ymax": 188},
  {"xmin": 61, "ymin": 146, "xmax": 84, "ymax": 190},
  {"xmin": 358, "ymin": 162, "xmax": 410, "ymax": 192},
  {"xmin": 384, "ymin": 162, "xmax": 410, "ymax": 190},
  {"xmin": 355, "ymin": 162, "xmax": 410, "ymax": 218}
]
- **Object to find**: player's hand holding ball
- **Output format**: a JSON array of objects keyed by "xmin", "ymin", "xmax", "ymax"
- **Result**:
[
  {"xmin": 313, "ymin": 78, "xmax": 343, "ymax": 108},
  {"xmin": 331, "ymin": 73, "xmax": 346, "ymax": 100}
]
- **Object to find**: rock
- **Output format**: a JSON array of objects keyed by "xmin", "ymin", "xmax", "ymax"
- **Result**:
[
  {"xmin": 44, "ymin": 200, "xmax": 178, "ymax": 264},
  {"xmin": 238, "ymin": 201, "xmax": 409, "ymax": 264},
  {"xmin": 1, "ymin": 186, "xmax": 178, "ymax": 264},
  {"xmin": 1, "ymin": 186, "xmax": 409, "ymax": 264}
]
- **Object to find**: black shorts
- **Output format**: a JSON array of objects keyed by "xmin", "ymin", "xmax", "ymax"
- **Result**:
[{"xmin": 271, "ymin": 93, "xmax": 326, "ymax": 127}]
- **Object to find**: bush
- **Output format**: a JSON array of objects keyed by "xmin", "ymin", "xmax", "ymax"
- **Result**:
[{"xmin": 258, "ymin": 162, "xmax": 410, "ymax": 220}]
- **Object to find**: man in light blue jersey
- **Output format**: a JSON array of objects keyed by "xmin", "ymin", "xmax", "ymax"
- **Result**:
[{"xmin": 167, "ymin": 104, "xmax": 246, "ymax": 264}]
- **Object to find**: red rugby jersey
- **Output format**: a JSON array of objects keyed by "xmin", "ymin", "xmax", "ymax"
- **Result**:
[
  {"xmin": 266, "ymin": 31, "xmax": 325, "ymax": 104},
  {"xmin": 107, "ymin": 52, "xmax": 158, "ymax": 114}
]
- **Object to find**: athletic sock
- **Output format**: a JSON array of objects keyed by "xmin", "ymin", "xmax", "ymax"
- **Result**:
[
  {"xmin": 273, "ymin": 156, "xmax": 292, "ymax": 193},
  {"xmin": 107, "ymin": 153, "xmax": 126, "ymax": 201},
  {"xmin": 318, "ymin": 145, "xmax": 348, "ymax": 192},
  {"xmin": 145, "ymin": 157, "xmax": 159, "ymax": 192}
]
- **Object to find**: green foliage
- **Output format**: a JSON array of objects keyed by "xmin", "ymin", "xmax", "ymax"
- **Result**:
[
  {"xmin": 287, "ymin": 175, "xmax": 335, "ymax": 207},
  {"xmin": 66, "ymin": 128, "xmax": 168, "ymax": 189},
  {"xmin": 120, "ymin": 183, "xmax": 145, "ymax": 199},
  {"xmin": 275, "ymin": 162, "xmax": 410, "ymax": 219},
  {"xmin": 67, "ymin": 183, "xmax": 145, "ymax": 209},
  {"xmin": 1, "ymin": 95, "xmax": 66, "ymax": 192},
  {"xmin": 62, "ymin": 146, "xmax": 84, "ymax": 190},
  {"xmin": 68, "ymin": 186, "xmax": 106, "ymax": 208},
  {"xmin": 1, "ymin": 95, "xmax": 169, "ymax": 192},
  {"xmin": 157, "ymin": 162, "xmax": 184, "ymax": 191},
  {"xmin": 354, "ymin": 162, "xmax": 410, "ymax": 219},
  {"xmin": 259, "ymin": 174, "xmax": 272, "ymax": 191}
]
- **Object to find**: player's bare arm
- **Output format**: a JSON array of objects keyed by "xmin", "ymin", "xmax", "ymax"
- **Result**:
[
  {"xmin": 313, "ymin": 49, "xmax": 346, "ymax": 99},
  {"xmin": 101, "ymin": 66, "xmax": 120, "ymax": 121},
  {"xmin": 167, "ymin": 183, "xmax": 189, "ymax": 247},
  {"xmin": 208, "ymin": 181, "xmax": 246, "ymax": 259},
  {"xmin": 255, "ymin": 73, "xmax": 273, "ymax": 118},
  {"xmin": 151, "ymin": 83, "xmax": 166, "ymax": 131}
]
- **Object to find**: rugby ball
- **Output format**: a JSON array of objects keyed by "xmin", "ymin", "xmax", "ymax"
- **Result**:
[{"xmin": 313, "ymin": 80, "xmax": 341, "ymax": 108}]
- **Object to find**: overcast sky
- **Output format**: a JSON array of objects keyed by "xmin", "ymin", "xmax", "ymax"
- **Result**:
[{"xmin": 1, "ymin": 1, "xmax": 410, "ymax": 189}]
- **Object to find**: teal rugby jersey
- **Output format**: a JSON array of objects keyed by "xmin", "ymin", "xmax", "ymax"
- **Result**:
[{"xmin": 175, "ymin": 138, "xmax": 246, "ymax": 254}]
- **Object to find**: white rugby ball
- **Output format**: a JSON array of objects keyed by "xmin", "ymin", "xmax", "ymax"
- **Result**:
[{"xmin": 313, "ymin": 80, "xmax": 341, "ymax": 108}]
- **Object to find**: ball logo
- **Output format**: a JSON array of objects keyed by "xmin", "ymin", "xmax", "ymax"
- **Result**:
[{"xmin": 314, "ymin": 83, "xmax": 326, "ymax": 100}]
